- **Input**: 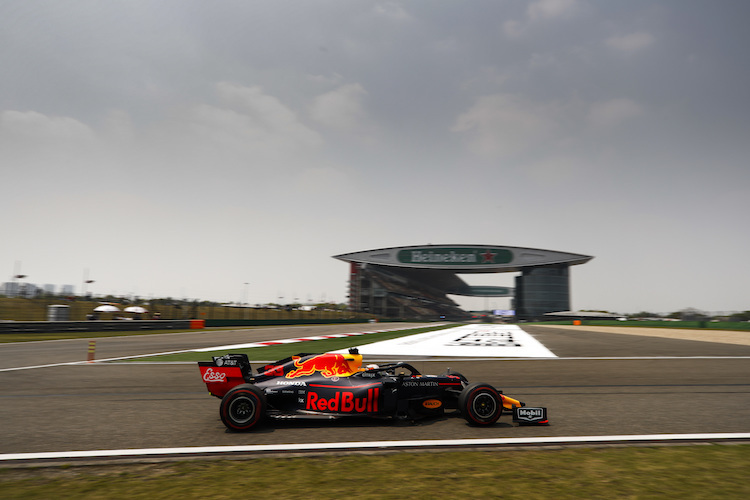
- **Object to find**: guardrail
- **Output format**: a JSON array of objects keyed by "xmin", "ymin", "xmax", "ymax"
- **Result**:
[
  {"xmin": 0, "ymin": 320, "xmax": 205, "ymax": 334},
  {"xmin": 0, "ymin": 318, "xmax": 383, "ymax": 334}
]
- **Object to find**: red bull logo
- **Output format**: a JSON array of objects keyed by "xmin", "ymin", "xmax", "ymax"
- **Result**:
[
  {"xmin": 306, "ymin": 388, "xmax": 379, "ymax": 413},
  {"xmin": 286, "ymin": 353, "xmax": 361, "ymax": 379}
]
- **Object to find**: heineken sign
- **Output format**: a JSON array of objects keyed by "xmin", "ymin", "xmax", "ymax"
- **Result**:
[
  {"xmin": 334, "ymin": 245, "xmax": 592, "ymax": 271},
  {"xmin": 397, "ymin": 247, "xmax": 513, "ymax": 266}
]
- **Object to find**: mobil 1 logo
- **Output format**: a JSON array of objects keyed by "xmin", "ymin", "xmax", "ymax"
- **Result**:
[{"xmin": 512, "ymin": 407, "xmax": 549, "ymax": 425}]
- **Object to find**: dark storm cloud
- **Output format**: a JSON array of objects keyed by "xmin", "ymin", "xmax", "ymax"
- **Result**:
[{"xmin": 1, "ymin": 1, "xmax": 748, "ymax": 312}]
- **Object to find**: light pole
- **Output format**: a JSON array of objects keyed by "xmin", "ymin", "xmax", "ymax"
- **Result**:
[
  {"xmin": 82, "ymin": 269, "xmax": 95, "ymax": 298},
  {"xmin": 242, "ymin": 282, "xmax": 249, "ymax": 319},
  {"xmin": 13, "ymin": 274, "xmax": 28, "ymax": 298},
  {"xmin": 11, "ymin": 261, "xmax": 26, "ymax": 297}
]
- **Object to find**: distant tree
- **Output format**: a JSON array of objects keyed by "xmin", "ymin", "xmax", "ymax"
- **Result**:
[
  {"xmin": 632, "ymin": 311, "xmax": 661, "ymax": 318},
  {"xmin": 314, "ymin": 302, "xmax": 347, "ymax": 311},
  {"xmin": 729, "ymin": 311, "xmax": 750, "ymax": 322},
  {"xmin": 678, "ymin": 308, "xmax": 708, "ymax": 321}
]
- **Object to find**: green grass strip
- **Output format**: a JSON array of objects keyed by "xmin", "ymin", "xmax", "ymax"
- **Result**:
[
  {"xmin": 1, "ymin": 445, "xmax": 748, "ymax": 499},
  {"xmin": 531, "ymin": 320, "xmax": 750, "ymax": 331},
  {"xmin": 138, "ymin": 325, "xmax": 455, "ymax": 362}
]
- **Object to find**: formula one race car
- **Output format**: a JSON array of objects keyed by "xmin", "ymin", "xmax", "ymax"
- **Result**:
[{"xmin": 198, "ymin": 348, "xmax": 548, "ymax": 431}]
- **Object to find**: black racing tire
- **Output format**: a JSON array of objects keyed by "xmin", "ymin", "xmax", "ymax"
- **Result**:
[
  {"xmin": 458, "ymin": 382, "xmax": 502, "ymax": 426},
  {"xmin": 219, "ymin": 384, "xmax": 266, "ymax": 431}
]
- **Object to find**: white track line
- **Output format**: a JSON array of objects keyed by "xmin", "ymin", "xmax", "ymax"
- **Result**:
[{"xmin": 2, "ymin": 433, "xmax": 749, "ymax": 462}]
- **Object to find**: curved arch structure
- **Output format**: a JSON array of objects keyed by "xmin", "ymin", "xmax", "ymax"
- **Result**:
[{"xmin": 334, "ymin": 245, "xmax": 593, "ymax": 321}]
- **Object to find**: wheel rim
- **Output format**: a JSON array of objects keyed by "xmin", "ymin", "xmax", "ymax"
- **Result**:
[
  {"xmin": 228, "ymin": 395, "xmax": 257, "ymax": 424},
  {"xmin": 472, "ymin": 392, "xmax": 497, "ymax": 419}
]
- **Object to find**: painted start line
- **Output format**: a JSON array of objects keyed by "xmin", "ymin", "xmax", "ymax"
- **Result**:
[
  {"xmin": 192, "ymin": 324, "xmax": 555, "ymax": 358},
  {"xmin": 2, "ymin": 433, "xmax": 749, "ymax": 463},
  {"xmin": 193, "ymin": 324, "xmax": 555, "ymax": 358},
  {"xmin": 335, "ymin": 324, "xmax": 556, "ymax": 358}
]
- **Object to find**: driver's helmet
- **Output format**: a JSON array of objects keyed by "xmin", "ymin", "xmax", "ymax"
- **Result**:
[{"xmin": 342, "ymin": 351, "xmax": 363, "ymax": 373}]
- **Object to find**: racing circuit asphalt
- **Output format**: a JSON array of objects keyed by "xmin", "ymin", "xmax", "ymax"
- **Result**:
[{"xmin": 1, "ymin": 322, "xmax": 749, "ymax": 456}]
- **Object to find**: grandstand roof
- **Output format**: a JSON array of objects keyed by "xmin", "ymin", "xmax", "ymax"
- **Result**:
[
  {"xmin": 334, "ymin": 244, "xmax": 593, "ymax": 273},
  {"xmin": 334, "ymin": 245, "xmax": 593, "ymax": 299}
]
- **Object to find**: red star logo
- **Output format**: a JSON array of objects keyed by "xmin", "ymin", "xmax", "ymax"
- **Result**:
[{"xmin": 481, "ymin": 249, "xmax": 496, "ymax": 263}]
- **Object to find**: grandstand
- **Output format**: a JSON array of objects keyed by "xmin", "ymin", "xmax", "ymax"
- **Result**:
[{"xmin": 334, "ymin": 245, "xmax": 593, "ymax": 321}]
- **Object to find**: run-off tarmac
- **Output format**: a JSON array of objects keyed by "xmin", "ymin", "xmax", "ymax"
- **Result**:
[{"xmin": 1, "ymin": 323, "xmax": 749, "ymax": 455}]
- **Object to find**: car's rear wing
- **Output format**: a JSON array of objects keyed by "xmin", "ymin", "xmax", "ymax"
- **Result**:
[{"xmin": 198, "ymin": 353, "xmax": 252, "ymax": 398}]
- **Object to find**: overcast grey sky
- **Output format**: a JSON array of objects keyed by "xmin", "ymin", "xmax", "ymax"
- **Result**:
[{"xmin": 2, "ymin": 1, "xmax": 748, "ymax": 314}]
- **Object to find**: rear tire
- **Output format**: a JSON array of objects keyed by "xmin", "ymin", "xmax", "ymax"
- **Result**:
[
  {"xmin": 220, "ymin": 384, "xmax": 266, "ymax": 431},
  {"xmin": 459, "ymin": 383, "xmax": 502, "ymax": 426}
]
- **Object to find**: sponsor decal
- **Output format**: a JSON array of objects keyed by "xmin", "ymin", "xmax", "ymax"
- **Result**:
[
  {"xmin": 422, "ymin": 399, "xmax": 442, "ymax": 409},
  {"xmin": 214, "ymin": 356, "xmax": 239, "ymax": 367},
  {"xmin": 286, "ymin": 354, "xmax": 355, "ymax": 379},
  {"xmin": 397, "ymin": 247, "xmax": 513, "ymax": 266},
  {"xmin": 513, "ymin": 407, "xmax": 548, "ymax": 424},
  {"xmin": 202, "ymin": 367, "xmax": 227, "ymax": 383},
  {"xmin": 306, "ymin": 388, "xmax": 380, "ymax": 413},
  {"xmin": 402, "ymin": 380, "xmax": 439, "ymax": 387},
  {"xmin": 276, "ymin": 380, "xmax": 306, "ymax": 386}
]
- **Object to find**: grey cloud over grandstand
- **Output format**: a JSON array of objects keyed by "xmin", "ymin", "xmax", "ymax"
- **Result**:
[{"xmin": 1, "ymin": 1, "xmax": 749, "ymax": 314}]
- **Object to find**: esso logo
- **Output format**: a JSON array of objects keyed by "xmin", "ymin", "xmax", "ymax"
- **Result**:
[
  {"xmin": 422, "ymin": 399, "xmax": 442, "ymax": 409},
  {"xmin": 202, "ymin": 368, "xmax": 227, "ymax": 382}
]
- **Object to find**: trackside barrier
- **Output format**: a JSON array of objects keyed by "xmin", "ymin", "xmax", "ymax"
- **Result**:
[
  {"xmin": 0, "ymin": 318, "xmax": 380, "ymax": 334},
  {"xmin": 0, "ymin": 320, "xmax": 195, "ymax": 334}
]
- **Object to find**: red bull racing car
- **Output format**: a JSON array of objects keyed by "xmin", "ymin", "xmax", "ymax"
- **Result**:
[{"xmin": 198, "ymin": 348, "xmax": 548, "ymax": 431}]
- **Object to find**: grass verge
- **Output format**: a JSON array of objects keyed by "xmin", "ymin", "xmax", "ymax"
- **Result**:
[
  {"xmin": 530, "ymin": 320, "xmax": 750, "ymax": 331},
  {"xmin": 1, "ymin": 445, "xmax": 748, "ymax": 499}
]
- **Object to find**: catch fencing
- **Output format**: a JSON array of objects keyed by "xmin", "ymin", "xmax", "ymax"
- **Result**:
[{"xmin": 0, "ymin": 297, "xmax": 373, "ymax": 323}]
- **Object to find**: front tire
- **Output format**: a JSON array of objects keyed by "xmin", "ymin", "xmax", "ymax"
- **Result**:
[
  {"xmin": 459, "ymin": 383, "xmax": 502, "ymax": 426},
  {"xmin": 220, "ymin": 384, "xmax": 266, "ymax": 431}
]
